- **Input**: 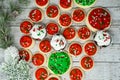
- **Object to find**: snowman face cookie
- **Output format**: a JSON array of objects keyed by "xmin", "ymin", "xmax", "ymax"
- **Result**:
[
  {"xmin": 30, "ymin": 24, "xmax": 46, "ymax": 40},
  {"xmin": 50, "ymin": 34, "xmax": 67, "ymax": 50}
]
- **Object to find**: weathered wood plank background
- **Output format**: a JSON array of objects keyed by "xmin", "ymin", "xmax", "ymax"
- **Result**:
[{"xmin": 9, "ymin": 0, "xmax": 120, "ymax": 80}]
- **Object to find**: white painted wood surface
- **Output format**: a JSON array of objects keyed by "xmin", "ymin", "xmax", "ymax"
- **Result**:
[{"xmin": 9, "ymin": 0, "xmax": 120, "ymax": 80}]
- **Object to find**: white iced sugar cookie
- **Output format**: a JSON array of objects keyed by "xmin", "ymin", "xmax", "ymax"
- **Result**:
[
  {"xmin": 30, "ymin": 24, "xmax": 46, "ymax": 40},
  {"xmin": 50, "ymin": 34, "xmax": 67, "ymax": 50},
  {"xmin": 94, "ymin": 31, "xmax": 111, "ymax": 47}
]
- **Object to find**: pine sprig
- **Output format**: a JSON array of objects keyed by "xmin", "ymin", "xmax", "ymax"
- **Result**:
[
  {"xmin": 0, "ymin": 10, "xmax": 12, "ymax": 23},
  {"xmin": 0, "ymin": 0, "xmax": 30, "ymax": 49},
  {"xmin": 9, "ymin": 1, "xmax": 22, "ymax": 15},
  {"xmin": 18, "ymin": 0, "xmax": 30, "ymax": 5},
  {"xmin": 0, "ymin": 11, "xmax": 13, "ymax": 49}
]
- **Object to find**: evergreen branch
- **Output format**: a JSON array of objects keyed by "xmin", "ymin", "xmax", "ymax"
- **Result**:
[
  {"xmin": 0, "ymin": 0, "xmax": 4, "ymax": 9},
  {"xmin": 9, "ymin": 1, "xmax": 22, "ymax": 14},
  {"xmin": 0, "ymin": 0, "xmax": 30, "ymax": 49},
  {"xmin": 18, "ymin": 0, "xmax": 30, "ymax": 5},
  {"xmin": 0, "ymin": 10, "xmax": 12, "ymax": 23},
  {"xmin": 0, "ymin": 24, "xmax": 13, "ymax": 49},
  {"xmin": 0, "ymin": 11, "xmax": 13, "ymax": 49}
]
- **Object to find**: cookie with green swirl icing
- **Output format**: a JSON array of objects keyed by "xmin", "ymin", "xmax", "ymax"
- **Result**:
[
  {"xmin": 48, "ymin": 51, "xmax": 72, "ymax": 75},
  {"xmin": 74, "ymin": 0, "xmax": 96, "ymax": 8}
]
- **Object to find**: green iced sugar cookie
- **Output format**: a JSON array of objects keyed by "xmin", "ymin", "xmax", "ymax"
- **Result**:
[
  {"xmin": 75, "ymin": 0, "xmax": 96, "ymax": 6},
  {"xmin": 48, "ymin": 51, "xmax": 71, "ymax": 75}
]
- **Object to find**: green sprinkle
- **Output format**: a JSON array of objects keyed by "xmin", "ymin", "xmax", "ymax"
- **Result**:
[
  {"xmin": 41, "ymin": 30, "xmax": 44, "ymax": 33},
  {"xmin": 37, "ymin": 33, "xmax": 41, "ymax": 36}
]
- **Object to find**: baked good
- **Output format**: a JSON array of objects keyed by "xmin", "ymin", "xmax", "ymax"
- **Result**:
[
  {"xmin": 34, "ymin": 67, "xmax": 49, "ymax": 80},
  {"xmin": 30, "ymin": 24, "xmax": 46, "ymax": 40},
  {"xmin": 63, "ymin": 27, "xmax": 76, "ymax": 41},
  {"xmin": 29, "ymin": 8, "xmax": 43, "ymax": 23},
  {"xmin": 20, "ymin": 20, "xmax": 33, "ymax": 34},
  {"xmin": 72, "ymin": 8, "xmax": 85, "ymax": 23},
  {"xmin": 83, "ymin": 41, "xmax": 98, "ymax": 56},
  {"xmin": 20, "ymin": 35, "xmax": 35, "ymax": 49},
  {"xmin": 86, "ymin": 7, "xmax": 111, "ymax": 32},
  {"xmin": 48, "ymin": 51, "xmax": 72, "ymax": 75},
  {"xmin": 35, "ymin": 0, "xmax": 49, "ymax": 8},
  {"xmin": 50, "ymin": 34, "xmax": 67, "ymax": 51},
  {"xmin": 80, "ymin": 56, "xmax": 94, "ymax": 71},
  {"xmin": 59, "ymin": 0, "xmax": 73, "ymax": 10},
  {"xmin": 46, "ymin": 75, "xmax": 61, "ymax": 80},
  {"xmin": 46, "ymin": 5, "xmax": 60, "ymax": 19},
  {"xmin": 19, "ymin": 49, "xmax": 32, "ymax": 62},
  {"xmin": 68, "ymin": 42, "xmax": 82, "ymax": 57},
  {"xmin": 74, "ymin": 0, "xmax": 96, "ymax": 8},
  {"xmin": 94, "ymin": 31, "xmax": 111, "ymax": 47},
  {"xmin": 39, "ymin": 39, "xmax": 52, "ymax": 53},
  {"xmin": 46, "ymin": 22, "xmax": 59, "ymax": 35},
  {"xmin": 59, "ymin": 13, "xmax": 72, "ymax": 28},
  {"xmin": 70, "ymin": 67, "xmax": 84, "ymax": 80},
  {"xmin": 32, "ymin": 52, "xmax": 46, "ymax": 66},
  {"xmin": 77, "ymin": 26, "xmax": 91, "ymax": 42}
]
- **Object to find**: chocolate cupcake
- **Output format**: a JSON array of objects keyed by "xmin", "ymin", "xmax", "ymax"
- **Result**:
[
  {"xmin": 50, "ymin": 34, "xmax": 67, "ymax": 51},
  {"xmin": 94, "ymin": 31, "xmax": 112, "ymax": 47}
]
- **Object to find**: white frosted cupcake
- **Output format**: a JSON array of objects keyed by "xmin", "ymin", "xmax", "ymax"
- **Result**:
[
  {"xmin": 30, "ymin": 24, "xmax": 46, "ymax": 40},
  {"xmin": 94, "ymin": 31, "xmax": 112, "ymax": 47},
  {"xmin": 50, "ymin": 34, "xmax": 67, "ymax": 51}
]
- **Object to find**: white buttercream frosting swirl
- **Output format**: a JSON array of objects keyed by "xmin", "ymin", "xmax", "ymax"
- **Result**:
[
  {"xmin": 30, "ymin": 24, "xmax": 46, "ymax": 40},
  {"xmin": 50, "ymin": 34, "xmax": 67, "ymax": 50},
  {"xmin": 94, "ymin": 31, "xmax": 111, "ymax": 46}
]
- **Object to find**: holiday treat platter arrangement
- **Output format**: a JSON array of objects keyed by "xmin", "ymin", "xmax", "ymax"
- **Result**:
[{"xmin": 18, "ymin": 0, "xmax": 113, "ymax": 80}]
